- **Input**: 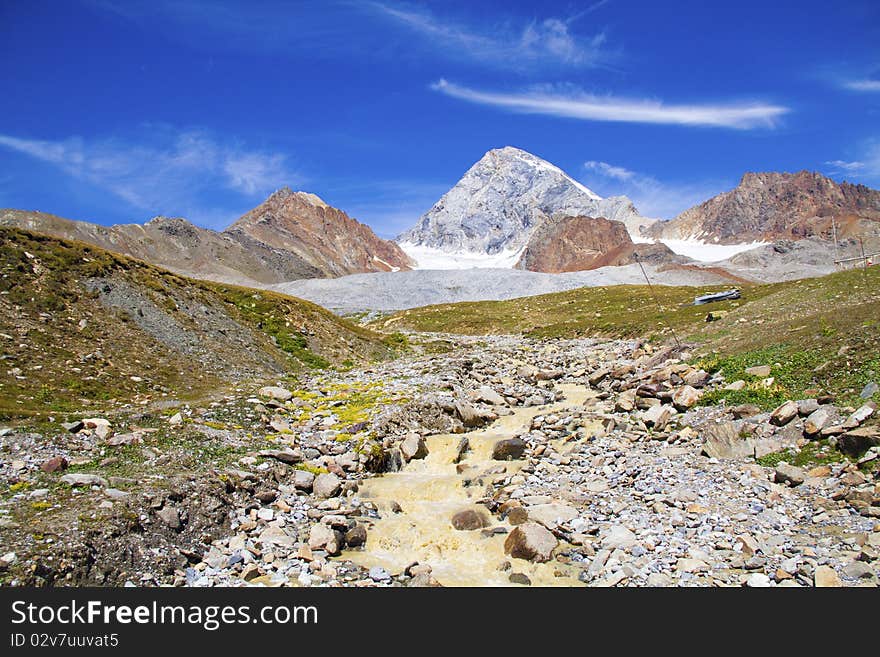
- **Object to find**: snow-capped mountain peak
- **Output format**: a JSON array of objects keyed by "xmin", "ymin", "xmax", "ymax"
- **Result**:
[{"xmin": 397, "ymin": 146, "xmax": 648, "ymax": 262}]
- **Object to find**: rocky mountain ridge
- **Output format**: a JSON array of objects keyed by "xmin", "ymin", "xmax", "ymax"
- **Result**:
[{"xmin": 646, "ymin": 170, "xmax": 880, "ymax": 244}]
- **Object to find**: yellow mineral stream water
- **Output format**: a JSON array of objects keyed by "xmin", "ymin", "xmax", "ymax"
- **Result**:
[{"xmin": 342, "ymin": 384, "xmax": 598, "ymax": 586}]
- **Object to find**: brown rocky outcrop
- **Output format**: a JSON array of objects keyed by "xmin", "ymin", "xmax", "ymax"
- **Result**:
[
  {"xmin": 645, "ymin": 171, "xmax": 880, "ymax": 244},
  {"xmin": 516, "ymin": 215, "xmax": 678, "ymax": 273}
]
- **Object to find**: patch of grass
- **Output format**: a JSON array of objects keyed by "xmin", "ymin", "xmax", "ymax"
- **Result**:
[{"xmin": 756, "ymin": 440, "xmax": 849, "ymax": 468}]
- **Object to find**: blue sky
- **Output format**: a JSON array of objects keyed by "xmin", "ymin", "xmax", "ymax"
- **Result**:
[{"xmin": 1, "ymin": 0, "xmax": 878, "ymax": 237}]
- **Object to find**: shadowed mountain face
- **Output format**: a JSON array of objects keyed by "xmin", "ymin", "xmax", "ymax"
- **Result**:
[
  {"xmin": 645, "ymin": 171, "xmax": 880, "ymax": 244},
  {"xmin": 0, "ymin": 188, "xmax": 413, "ymax": 285}
]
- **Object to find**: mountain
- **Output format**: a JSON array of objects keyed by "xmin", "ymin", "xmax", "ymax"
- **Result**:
[
  {"xmin": 1, "ymin": 189, "xmax": 412, "ymax": 285},
  {"xmin": 225, "ymin": 188, "xmax": 414, "ymax": 277},
  {"xmin": 645, "ymin": 171, "xmax": 880, "ymax": 244},
  {"xmin": 515, "ymin": 215, "xmax": 678, "ymax": 273},
  {"xmin": 397, "ymin": 146, "xmax": 651, "ymax": 260}
]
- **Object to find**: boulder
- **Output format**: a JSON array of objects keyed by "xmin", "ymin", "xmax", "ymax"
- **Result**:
[
  {"xmin": 602, "ymin": 525, "xmax": 638, "ymax": 550},
  {"xmin": 60, "ymin": 473, "xmax": 108, "ymax": 488},
  {"xmin": 400, "ymin": 433, "xmax": 428, "ymax": 461},
  {"xmin": 156, "ymin": 506, "xmax": 182, "ymax": 530},
  {"xmin": 503, "ymin": 522, "xmax": 558, "ymax": 563},
  {"xmin": 492, "ymin": 438, "xmax": 527, "ymax": 461},
  {"xmin": 672, "ymin": 385, "xmax": 701, "ymax": 411},
  {"xmin": 40, "ymin": 456, "xmax": 68, "ymax": 473},
  {"xmin": 473, "ymin": 386, "xmax": 506, "ymax": 406},
  {"xmin": 773, "ymin": 462, "xmax": 806, "ymax": 487},
  {"xmin": 837, "ymin": 427, "xmax": 880, "ymax": 457},
  {"xmin": 641, "ymin": 404, "xmax": 672, "ymax": 431},
  {"xmin": 526, "ymin": 503, "xmax": 578, "ymax": 529},
  {"xmin": 293, "ymin": 470, "xmax": 315, "ymax": 491},
  {"xmin": 701, "ymin": 422, "xmax": 753, "ymax": 459},
  {"xmin": 844, "ymin": 402, "xmax": 876, "ymax": 429},
  {"xmin": 745, "ymin": 365, "xmax": 771, "ymax": 377},
  {"xmin": 308, "ymin": 523, "xmax": 342, "ymax": 555},
  {"xmin": 82, "ymin": 418, "xmax": 112, "ymax": 440},
  {"xmin": 615, "ymin": 390, "xmax": 637, "ymax": 413},
  {"xmin": 258, "ymin": 386, "xmax": 293, "ymax": 402},
  {"xmin": 313, "ymin": 473, "xmax": 342, "ymax": 499},
  {"xmin": 455, "ymin": 400, "xmax": 484, "ymax": 428},
  {"xmin": 804, "ymin": 407, "xmax": 834, "ymax": 436},
  {"xmin": 451, "ymin": 509, "xmax": 489, "ymax": 531},
  {"xmin": 814, "ymin": 565, "xmax": 842, "ymax": 587},
  {"xmin": 344, "ymin": 524, "xmax": 368, "ymax": 548},
  {"xmin": 769, "ymin": 401, "xmax": 799, "ymax": 426}
]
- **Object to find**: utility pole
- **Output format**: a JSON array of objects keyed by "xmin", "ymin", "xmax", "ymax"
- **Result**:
[
  {"xmin": 831, "ymin": 216, "xmax": 840, "ymax": 269},
  {"xmin": 633, "ymin": 253, "xmax": 681, "ymax": 349}
]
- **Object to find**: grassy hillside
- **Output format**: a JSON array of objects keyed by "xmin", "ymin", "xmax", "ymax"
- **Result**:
[
  {"xmin": 0, "ymin": 228, "xmax": 397, "ymax": 418},
  {"xmin": 379, "ymin": 265, "xmax": 880, "ymax": 407}
]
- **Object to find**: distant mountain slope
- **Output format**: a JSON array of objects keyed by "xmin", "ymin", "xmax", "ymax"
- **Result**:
[
  {"xmin": 645, "ymin": 171, "xmax": 880, "ymax": 244},
  {"xmin": 226, "ymin": 188, "xmax": 414, "ymax": 277},
  {"xmin": 0, "ymin": 227, "xmax": 395, "ymax": 417},
  {"xmin": 397, "ymin": 146, "xmax": 651, "ymax": 261},
  {"xmin": 1, "ymin": 189, "xmax": 413, "ymax": 285}
]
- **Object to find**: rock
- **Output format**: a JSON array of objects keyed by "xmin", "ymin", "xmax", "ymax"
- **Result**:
[
  {"xmin": 369, "ymin": 566, "xmax": 391, "ymax": 582},
  {"xmin": 725, "ymin": 380, "xmax": 747, "ymax": 391},
  {"xmin": 506, "ymin": 507, "xmax": 529, "ymax": 525},
  {"xmin": 701, "ymin": 422, "xmax": 753, "ymax": 459},
  {"xmin": 453, "ymin": 437, "xmax": 469, "ymax": 463},
  {"xmin": 503, "ymin": 522, "xmax": 558, "ymax": 563},
  {"xmin": 676, "ymin": 558, "xmax": 709, "ymax": 573},
  {"xmin": 773, "ymin": 462, "xmax": 806, "ymax": 487},
  {"xmin": 672, "ymin": 385, "xmax": 701, "ymax": 411},
  {"xmin": 474, "ymin": 386, "xmax": 506, "ymax": 405},
  {"xmin": 313, "ymin": 473, "xmax": 342, "ymax": 499},
  {"xmin": 683, "ymin": 369, "xmax": 710, "ymax": 387},
  {"xmin": 860, "ymin": 381, "xmax": 879, "ymax": 399},
  {"xmin": 61, "ymin": 420, "xmax": 84, "ymax": 433},
  {"xmin": 615, "ymin": 390, "xmax": 636, "ymax": 412},
  {"xmin": 588, "ymin": 367, "xmax": 612, "ymax": 387},
  {"xmin": 383, "ymin": 448, "xmax": 404, "ymax": 472},
  {"xmin": 293, "ymin": 470, "xmax": 315, "ymax": 491},
  {"xmin": 731, "ymin": 404, "xmax": 761, "ymax": 419},
  {"xmin": 603, "ymin": 525, "xmax": 638, "ymax": 550},
  {"xmin": 814, "ymin": 565, "xmax": 842, "ymax": 587},
  {"xmin": 509, "ymin": 573, "xmax": 532, "ymax": 585},
  {"xmin": 838, "ymin": 427, "xmax": 880, "ymax": 457},
  {"xmin": 106, "ymin": 432, "xmax": 141, "ymax": 446},
  {"xmin": 745, "ymin": 573, "xmax": 773, "ymax": 587},
  {"xmin": 796, "ymin": 399, "xmax": 820, "ymax": 416},
  {"xmin": 400, "ymin": 433, "xmax": 428, "ymax": 461},
  {"xmin": 344, "ymin": 524, "xmax": 368, "ymax": 548},
  {"xmin": 526, "ymin": 503, "xmax": 578, "ymax": 529},
  {"xmin": 535, "ymin": 369, "xmax": 564, "ymax": 381},
  {"xmin": 451, "ymin": 509, "xmax": 489, "ymax": 531},
  {"xmin": 40, "ymin": 456, "xmax": 68, "ymax": 473},
  {"xmin": 492, "ymin": 438, "xmax": 527, "ymax": 461},
  {"xmin": 745, "ymin": 365, "xmax": 771, "ymax": 377},
  {"xmin": 168, "ymin": 412, "xmax": 183, "ymax": 426},
  {"xmin": 82, "ymin": 418, "xmax": 112, "ymax": 440},
  {"xmin": 258, "ymin": 386, "xmax": 293, "ymax": 402},
  {"xmin": 641, "ymin": 404, "xmax": 672, "ymax": 431},
  {"xmin": 156, "ymin": 506, "xmax": 182, "ymax": 530},
  {"xmin": 308, "ymin": 524, "xmax": 342, "ymax": 555},
  {"xmin": 769, "ymin": 401, "xmax": 799, "ymax": 426},
  {"xmin": 259, "ymin": 526, "xmax": 296, "ymax": 548},
  {"xmin": 842, "ymin": 561, "xmax": 874, "ymax": 579},
  {"xmin": 844, "ymin": 402, "xmax": 876, "ymax": 429},
  {"xmin": 60, "ymin": 473, "xmax": 108, "ymax": 488},
  {"xmin": 258, "ymin": 449, "xmax": 301, "ymax": 465},
  {"xmin": 455, "ymin": 401, "xmax": 484, "ymax": 428},
  {"xmin": 804, "ymin": 407, "xmax": 833, "ymax": 436}
]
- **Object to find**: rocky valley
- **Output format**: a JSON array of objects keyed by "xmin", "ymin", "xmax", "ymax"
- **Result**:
[{"xmin": 0, "ymin": 226, "xmax": 877, "ymax": 588}]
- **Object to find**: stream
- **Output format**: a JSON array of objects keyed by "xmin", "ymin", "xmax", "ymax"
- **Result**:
[{"xmin": 342, "ymin": 384, "xmax": 598, "ymax": 586}]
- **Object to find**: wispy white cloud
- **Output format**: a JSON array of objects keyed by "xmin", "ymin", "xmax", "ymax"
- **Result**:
[
  {"xmin": 368, "ymin": 2, "xmax": 611, "ymax": 70},
  {"xmin": 583, "ymin": 160, "xmax": 635, "ymax": 181},
  {"xmin": 432, "ymin": 79, "xmax": 789, "ymax": 129},
  {"xmin": 825, "ymin": 140, "xmax": 880, "ymax": 183},
  {"xmin": 581, "ymin": 160, "xmax": 723, "ymax": 219},
  {"xmin": 0, "ymin": 128, "xmax": 297, "ymax": 226},
  {"xmin": 841, "ymin": 79, "xmax": 880, "ymax": 92}
]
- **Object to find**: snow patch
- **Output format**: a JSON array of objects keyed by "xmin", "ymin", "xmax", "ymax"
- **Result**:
[
  {"xmin": 659, "ymin": 239, "xmax": 766, "ymax": 262},
  {"xmin": 399, "ymin": 242, "xmax": 524, "ymax": 269},
  {"xmin": 372, "ymin": 255, "xmax": 400, "ymax": 272}
]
